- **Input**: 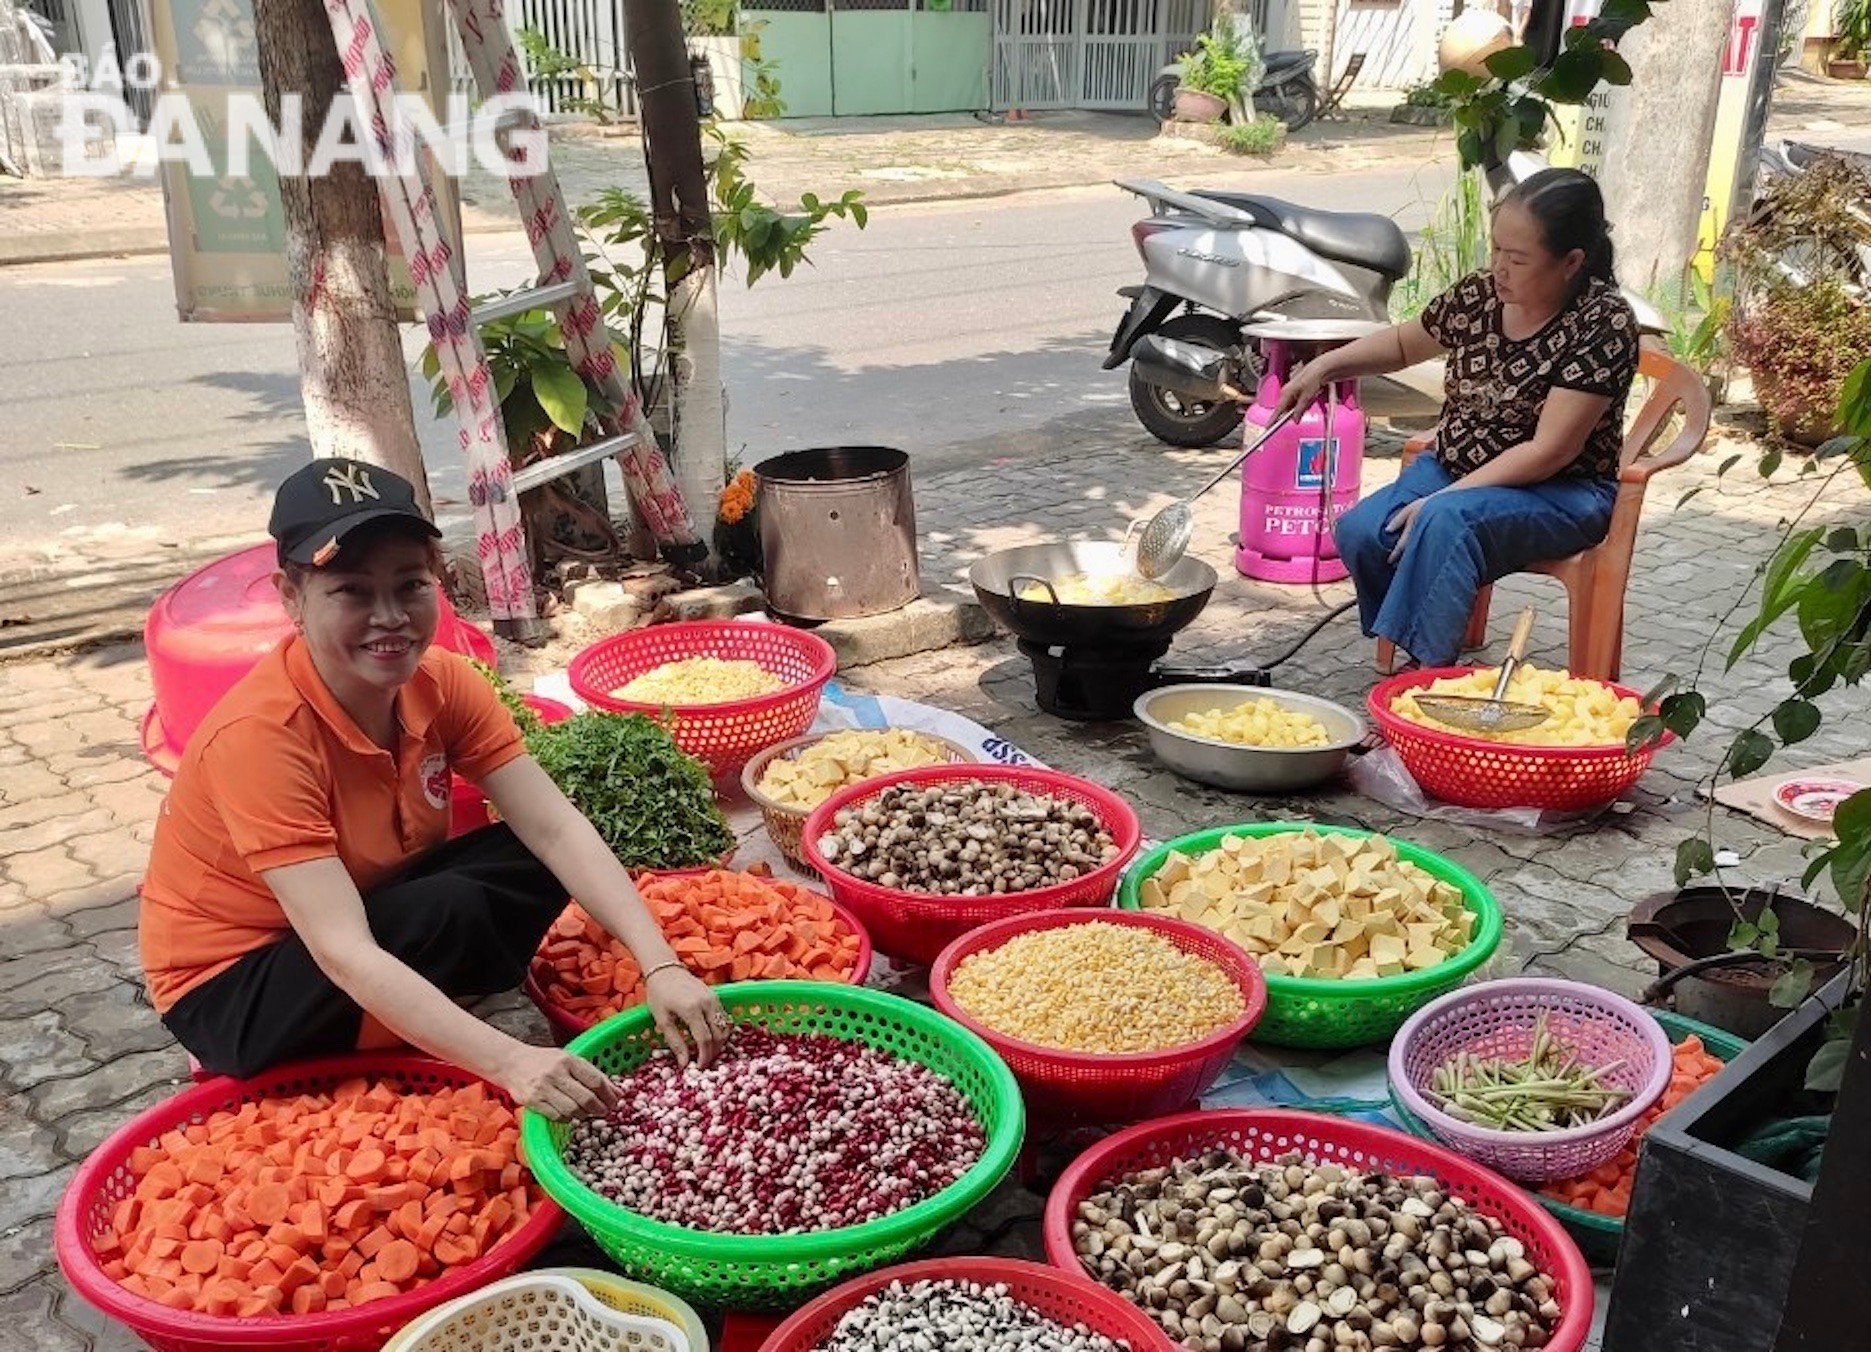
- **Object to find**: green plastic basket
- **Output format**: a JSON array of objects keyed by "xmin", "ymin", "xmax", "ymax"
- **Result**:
[
  {"xmin": 1117, "ymin": 823, "xmax": 1503, "ymax": 1049},
  {"xmin": 1392, "ymin": 1010, "xmax": 1749, "ymax": 1267},
  {"xmin": 519, "ymin": 981, "xmax": 1025, "ymax": 1309}
]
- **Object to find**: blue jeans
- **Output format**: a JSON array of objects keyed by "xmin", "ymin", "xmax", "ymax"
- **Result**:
[{"xmin": 1333, "ymin": 456, "xmax": 1618, "ymax": 667}]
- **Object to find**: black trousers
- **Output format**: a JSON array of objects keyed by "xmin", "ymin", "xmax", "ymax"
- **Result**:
[{"xmin": 162, "ymin": 825, "xmax": 566, "ymax": 1078}]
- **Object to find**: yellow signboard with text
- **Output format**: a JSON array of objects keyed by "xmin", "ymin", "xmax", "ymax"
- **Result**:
[{"xmin": 146, "ymin": 0, "xmax": 460, "ymax": 321}]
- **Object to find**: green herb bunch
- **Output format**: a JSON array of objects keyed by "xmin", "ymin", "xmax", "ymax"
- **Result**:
[
  {"xmin": 469, "ymin": 658, "xmax": 543, "ymax": 735},
  {"xmin": 525, "ymin": 713, "xmax": 734, "ymax": 870}
]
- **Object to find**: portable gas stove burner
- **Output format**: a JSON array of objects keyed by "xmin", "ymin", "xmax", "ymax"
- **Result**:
[
  {"xmin": 1016, "ymin": 638, "xmax": 1270, "ymax": 721},
  {"xmin": 969, "ymin": 540, "xmax": 1278, "ymax": 722}
]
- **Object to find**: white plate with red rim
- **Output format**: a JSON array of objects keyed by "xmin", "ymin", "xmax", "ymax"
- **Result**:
[{"xmin": 1772, "ymin": 776, "xmax": 1866, "ymax": 826}]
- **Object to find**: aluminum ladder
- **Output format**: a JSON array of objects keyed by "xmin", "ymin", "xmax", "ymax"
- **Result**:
[{"xmin": 321, "ymin": 0, "xmax": 705, "ymax": 640}]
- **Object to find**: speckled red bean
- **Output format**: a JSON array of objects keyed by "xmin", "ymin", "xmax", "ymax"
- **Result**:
[{"xmin": 563, "ymin": 1027, "xmax": 985, "ymax": 1234}]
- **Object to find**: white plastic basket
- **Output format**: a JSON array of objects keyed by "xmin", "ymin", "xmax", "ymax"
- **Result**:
[
  {"xmin": 537, "ymin": 1269, "xmax": 709, "ymax": 1350},
  {"xmin": 389, "ymin": 1274, "xmax": 692, "ymax": 1352}
]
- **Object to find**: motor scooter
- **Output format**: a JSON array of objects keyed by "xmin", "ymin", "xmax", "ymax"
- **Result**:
[
  {"xmin": 1109, "ymin": 149, "xmax": 1667, "ymax": 447},
  {"xmin": 1147, "ymin": 48, "xmax": 1322, "ymax": 131}
]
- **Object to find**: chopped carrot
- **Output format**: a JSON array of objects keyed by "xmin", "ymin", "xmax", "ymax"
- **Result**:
[
  {"xmin": 375, "ymin": 1239, "xmax": 419, "ymax": 1284},
  {"xmin": 1542, "ymin": 1033, "xmax": 1730, "ymax": 1218},
  {"xmin": 245, "ymin": 1184, "xmax": 291, "ymax": 1227},
  {"xmin": 90, "ymin": 1078, "xmax": 543, "ymax": 1318},
  {"xmin": 531, "ymin": 871, "xmax": 863, "ymax": 1028}
]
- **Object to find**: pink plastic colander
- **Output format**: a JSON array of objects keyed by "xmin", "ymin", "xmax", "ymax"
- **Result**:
[{"xmin": 1388, "ymin": 978, "xmax": 1672, "ymax": 1183}]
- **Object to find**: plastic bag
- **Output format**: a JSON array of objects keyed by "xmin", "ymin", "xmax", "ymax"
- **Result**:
[
  {"xmin": 810, "ymin": 681, "xmax": 1046, "ymax": 769},
  {"xmin": 1346, "ymin": 744, "xmax": 1610, "ymax": 836}
]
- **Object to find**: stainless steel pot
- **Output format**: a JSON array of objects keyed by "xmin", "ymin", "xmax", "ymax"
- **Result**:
[
  {"xmin": 1134, "ymin": 684, "xmax": 1363, "ymax": 792},
  {"xmin": 756, "ymin": 446, "xmax": 920, "ymax": 621}
]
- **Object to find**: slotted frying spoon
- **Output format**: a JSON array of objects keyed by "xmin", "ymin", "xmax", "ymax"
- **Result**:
[
  {"xmin": 1413, "ymin": 608, "xmax": 1551, "ymax": 734},
  {"xmin": 1134, "ymin": 411, "xmax": 1297, "ymax": 579}
]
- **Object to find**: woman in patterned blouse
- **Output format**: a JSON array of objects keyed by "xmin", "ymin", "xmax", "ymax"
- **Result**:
[{"xmin": 1274, "ymin": 168, "xmax": 1639, "ymax": 669}]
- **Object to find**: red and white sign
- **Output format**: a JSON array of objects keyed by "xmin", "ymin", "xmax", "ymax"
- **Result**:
[{"xmin": 1724, "ymin": 0, "xmax": 1764, "ymax": 78}]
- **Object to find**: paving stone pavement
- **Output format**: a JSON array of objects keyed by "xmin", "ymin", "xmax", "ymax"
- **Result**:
[{"xmin": 0, "ymin": 399, "xmax": 1866, "ymax": 1347}]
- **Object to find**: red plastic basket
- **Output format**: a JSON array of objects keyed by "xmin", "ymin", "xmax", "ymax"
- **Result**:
[
  {"xmin": 54, "ymin": 1054, "xmax": 562, "ymax": 1352},
  {"xmin": 930, "ymin": 910, "xmax": 1266, "ymax": 1127},
  {"xmin": 567, "ymin": 621, "xmax": 838, "ymax": 777},
  {"xmin": 758, "ymin": 1256, "xmax": 1175, "ymax": 1350},
  {"xmin": 800, "ymin": 765, "xmax": 1145, "ymax": 965},
  {"xmin": 1368, "ymin": 668, "xmax": 1672, "ymax": 812},
  {"xmin": 1042, "ymin": 1109, "xmax": 1594, "ymax": 1352},
  {"xmin": 523, "ymin": 883, "xmax": 875, "ymax": 1045}
]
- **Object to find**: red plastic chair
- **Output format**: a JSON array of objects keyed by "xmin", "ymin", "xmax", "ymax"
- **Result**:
[{"xmin": 1375, "ymin": 346, "xmax": 1713, "ymax": 681}]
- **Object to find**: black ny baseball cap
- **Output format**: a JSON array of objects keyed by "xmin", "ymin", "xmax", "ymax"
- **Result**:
[{"xmin": 269, "ymin": 458, "xmax": 441, "ymax": 567}]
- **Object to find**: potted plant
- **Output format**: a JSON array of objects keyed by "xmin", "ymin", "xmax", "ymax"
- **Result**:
[
  {"xmin": 1652, "ymin": 267, "xmax": 1733, "ymax": 407},
  {"xmin": 1830, "ymin": 0, "xmax": 1870, "ymax": 78},
  {"xmin": 1391, "ymin": 80, "xmax": 1456, "ymax": 127},
  {"xmin": 1606, "ymin": 355, "xmax": 1871, "ymax": 1346},
  {"xmin": 1172, "ymin": 26, "xmax": 1256, "ymax": 123},
  {"xmin": 1724, "ymin": 152, "xmax": 1871, "ymax": 446}
]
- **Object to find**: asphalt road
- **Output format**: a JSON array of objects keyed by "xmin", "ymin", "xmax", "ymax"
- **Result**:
[{"xmin": 0, "ymin": 161, "xmax": 1453, "ymax": 554}]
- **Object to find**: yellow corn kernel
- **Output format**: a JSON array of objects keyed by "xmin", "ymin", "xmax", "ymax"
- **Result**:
[
  {"xmin": 613, "ymin": 657, "xmax": 785, "ymax": 706},
  {"xmin": 947, "ymin": 922, "xmax": 1245, "ymax": 1053}
]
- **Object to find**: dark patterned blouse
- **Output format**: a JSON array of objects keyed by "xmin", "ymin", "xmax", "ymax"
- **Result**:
[{"xmin": 1419, "ymin": 272, "xmax": 1639, "ymax": 481}]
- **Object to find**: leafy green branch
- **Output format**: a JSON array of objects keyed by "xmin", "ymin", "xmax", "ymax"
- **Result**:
[
  {"xmin": 1636, "ymin": 362, "xmax": 1871, "ymax": 1059},
  {"xmin": 1429, "ymin": 0, "xmax": 1665, "ymax": 171},
  {"xmin": 418, "ymin": 122, "xmax": 867, "ymax": 469}
]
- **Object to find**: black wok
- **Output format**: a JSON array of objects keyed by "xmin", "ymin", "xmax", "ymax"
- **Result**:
[{"xmin": 969, "ymin": 541, "xmax": 1216, "ymax": 648}]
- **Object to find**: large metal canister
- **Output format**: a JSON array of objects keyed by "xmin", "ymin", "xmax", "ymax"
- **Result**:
[{"xmin": 755, "ymin": 446, "xmax": 920, "ymax": 620}]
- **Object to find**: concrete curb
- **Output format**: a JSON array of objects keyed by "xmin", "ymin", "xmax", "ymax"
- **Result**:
[
  {"xmin": 814, "ymin": 590, "xmax": 999, "ymax": 668},
  {"xmin": 0, "ymin": 169, "xmax": 1117, "ymax": 267},
  {"xmin": 0, "ymin": 143, "xmax": 1396, "ymax": 267}
]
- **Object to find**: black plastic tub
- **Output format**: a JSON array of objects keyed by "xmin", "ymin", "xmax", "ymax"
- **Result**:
[{"xmin": 1602, "ymin": 971, "xmax": 1850, "ymax": 1351}]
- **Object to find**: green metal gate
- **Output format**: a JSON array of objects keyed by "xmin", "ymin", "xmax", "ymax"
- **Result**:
[{"xmin": 741, "ymin": 0, "xmax": 989, "ymax": 117}]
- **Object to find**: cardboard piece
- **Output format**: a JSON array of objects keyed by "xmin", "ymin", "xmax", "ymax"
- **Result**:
[{"xmin": 1710, "ymin": 757, "xmax": 1871, "ymax": 842}]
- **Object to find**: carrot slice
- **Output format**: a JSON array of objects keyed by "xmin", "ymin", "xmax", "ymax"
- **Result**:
[
  {"xmin": 246, "ymin": 1183, "xmax": 291, "ymax": 1227},
  {"xmin": 375, "ymin": 1238, "xmax": 420, "ymax": 1284}
]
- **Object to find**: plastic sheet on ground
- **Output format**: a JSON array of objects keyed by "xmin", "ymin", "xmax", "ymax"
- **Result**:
[
  {"xmin": 1200, "ymin": 1043, "xmax": 1403, "ymax": 1129},
  {"xmin": 1347, "ymin": 744, "xmax": 1612, "ymax": 836},
  {"xmin": 528, "ymin": 669, "xmax": 1416, "ymax": 1119}
]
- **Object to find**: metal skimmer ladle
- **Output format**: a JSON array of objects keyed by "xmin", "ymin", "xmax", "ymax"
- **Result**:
[
  {"xmin": 1133, "ymin": 410, "xmax": 1297, "ymax": 579},
  {"xmin": 1412, "ymin": 608, "xmax": 1551, "ymax": 734}
]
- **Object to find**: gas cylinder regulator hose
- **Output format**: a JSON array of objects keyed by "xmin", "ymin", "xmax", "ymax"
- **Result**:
[{"xmin": 1261, "ymin": 598, "xmax": 1358, "ymax": 671}]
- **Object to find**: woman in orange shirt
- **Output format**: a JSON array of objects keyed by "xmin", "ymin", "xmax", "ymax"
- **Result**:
[{"xmin": 141, "ymin": 458, "xmax": 725, "ymax": 1120}]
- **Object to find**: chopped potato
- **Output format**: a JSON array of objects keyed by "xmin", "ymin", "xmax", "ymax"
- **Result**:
[
  {"xmin": 1136, "ymin": 828, "xmax": 1474, "ymax": 981},
  {"xmin": 1390, "ymin": 663, "xmax": 1643, "ymax": 746},
  {"xmin": 1019, "ymin": 572, "xmax": 1177, "ymax": 605},
  {"xmin": 1168, "ymin": 697, "xmax": 1331, "ymax": 749},
  {"xmin": 757, "ymin": 728, "xmax": 957, "ymax": 810},
  {"xmin": 613, "ymin": 657, "xmax": 784, "ymax": 706}
]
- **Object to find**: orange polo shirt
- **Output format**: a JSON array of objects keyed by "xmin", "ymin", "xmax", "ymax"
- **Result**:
[{"xmin": 139, "ymin": 636, "xmax": 527, "ymax": 1014}]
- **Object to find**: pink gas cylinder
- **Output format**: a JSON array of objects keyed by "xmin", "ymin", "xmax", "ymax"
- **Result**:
[
  {"xmin": 1234, "ymin": 321, "xmax": 1374, "ymax": 584},
  {"xmin": 142, "ymin": 541, "xmax": 497, "ymax": 776}
]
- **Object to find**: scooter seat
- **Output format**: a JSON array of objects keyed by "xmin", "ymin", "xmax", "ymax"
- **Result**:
[
  {"xmin": 1194, "ymin": 190, "xmax": 1412, "ymax": 281},
  {"xmin": 1260, "ymin": 49, "xmax": 1315, "ymax": 76}
]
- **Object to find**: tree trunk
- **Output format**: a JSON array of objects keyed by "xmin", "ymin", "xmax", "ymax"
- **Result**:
[
  {"xmin": 668, "ymin": 267, "xmax": 727, "ymax": 531},
  {"xmin": 252, "ymin": 0, "xmax": 431, "ymax": 514},
  {"xmin": 625, "ymin": 0, "xmax": 724, "ymax": 572},
  {"xmin": 1596, "ymin": 0, "xmax": 1733, "ymax": 294}
]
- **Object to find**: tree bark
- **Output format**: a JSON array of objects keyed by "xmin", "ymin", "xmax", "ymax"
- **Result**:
[
  {"xmin": 252, "ymin": 0, "xmax": 431, "ymax": 513},
  {"xmin": 625, "ymin": 0, "xmax": 724, "ymax": 570},
  {"xmin": 1596, "ymin": 0, "xmax": 1733, "ymax": 294}
]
